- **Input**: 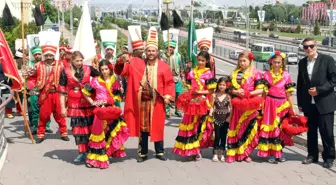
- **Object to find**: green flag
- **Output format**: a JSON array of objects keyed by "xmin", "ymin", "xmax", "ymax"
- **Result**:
[{"xmin": 187, "ymin": 19, "xmax": 198, "ymax": 68}]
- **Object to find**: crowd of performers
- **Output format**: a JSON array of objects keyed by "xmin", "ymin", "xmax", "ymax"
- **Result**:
[{"xmin": 0, "ymin": 25, "xmax": 314, "ymax": 169}]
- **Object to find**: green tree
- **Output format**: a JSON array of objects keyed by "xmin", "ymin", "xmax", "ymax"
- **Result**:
[
  {"xmin": 2, "ymin": 22, "xmax": 39, "ymax": 52},
  {"xmin": 269, "ymin": 21, "xmax": 277, "ymax": 31},
  {"xmin": 249, "ymin": 5, "xmax": 258, "ymax": 19},
  {"xmin": 33, "ymin": 0, "xmax": 58, "ymax": 23},
  {"xmin": 296, "ymin": 24, "xmax": 302, "ymax": 33},
  {"xmin": 314, "ymin": 23, "xmax": 321, "ymax": 35},
  {"xmin": 273, "ymin": 6, "xmax": 285, "ymax": 22},
  {"xmin": 263, "ymin": 4, "xmax": 275, "ymax": 21}
]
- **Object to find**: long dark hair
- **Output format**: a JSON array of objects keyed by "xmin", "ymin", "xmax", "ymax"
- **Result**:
[
  {"xmin": 197, "ymin": 51, "xmax": 211, "ymax": 68},
  {"xmin": 98, "ymin": 59, "xmax": 113, "ymax": 78},
  {"xmin": 71, "ymin": 51, "xmax": 84, "ymax": 81},
  {"xmin": 216, "ymin": 76, "xmax": 230, "ymax": 93}
]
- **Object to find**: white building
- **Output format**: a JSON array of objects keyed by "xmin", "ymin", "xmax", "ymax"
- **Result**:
[
  {"xmin": 0, "ymin": 0, "xmax": 33, "ymax": 24},
  {"xmin": 53, "ymin": 0, "xmax": 92, "ymax": 11}
]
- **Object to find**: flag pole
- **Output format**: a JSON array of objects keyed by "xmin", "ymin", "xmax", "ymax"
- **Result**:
[
  {"xmin": 163, "ymin": 0, "xmax": 173, "ymax": 117},
  {"xmin": 20, "ymin": 0, "xmax": 35, "ymax": 144},
  {"xmin": 190, "ymin": 0, "xmax": 195, "ymax": 68}
]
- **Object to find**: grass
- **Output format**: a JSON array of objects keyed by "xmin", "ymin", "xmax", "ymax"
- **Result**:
[{"xmin": 229, "ymin": 26, "xmax": 325, "ymax": 41}]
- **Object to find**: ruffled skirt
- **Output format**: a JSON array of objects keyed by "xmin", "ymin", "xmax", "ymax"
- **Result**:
[
  {"xmin": 86, "ymin": 117, "xmax": 129, "ymax": 169},
  {"xmin": 257, "ymin": 96, "xmax": 292, "ymax": 158},
  {"xmin": 172, "ymin": 114, "xmax": 214, "ymax": 157},
  {"xmin": 176, "ymin": 92, "xmax": 210, "ymax": 116},
  {"xmin": 226, "ymin": 104, "xmax": 260, "ymax": 163},
  {"xmin": 68, "ymin": 106, "xmax": 94, "ymax": 153}
]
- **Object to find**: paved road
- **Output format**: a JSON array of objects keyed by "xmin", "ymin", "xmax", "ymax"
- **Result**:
[{"xmin": 1, "ymin": 58, "xmax": 336, "ymax": 185}]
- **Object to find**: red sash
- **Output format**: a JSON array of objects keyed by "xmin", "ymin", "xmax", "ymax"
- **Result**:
[{"xmin": 38, "ymin": 61, "xmax": 62, "ymax": 105}]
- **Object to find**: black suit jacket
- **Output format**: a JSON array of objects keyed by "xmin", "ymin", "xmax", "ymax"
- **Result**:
[{"xmin": 297, "ymin": 53, "xmax": 336, "ymax": 114}]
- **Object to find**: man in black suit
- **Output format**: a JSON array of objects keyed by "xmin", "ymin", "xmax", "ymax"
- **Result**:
[{"xmin": 297, "ymin": 37, "xmax": 336, "ymax": 168}]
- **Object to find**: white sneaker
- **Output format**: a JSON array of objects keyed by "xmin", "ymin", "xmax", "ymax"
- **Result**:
[{"xmin": 212, "ymin": 154, "xmax": 219, "ymax": 162}]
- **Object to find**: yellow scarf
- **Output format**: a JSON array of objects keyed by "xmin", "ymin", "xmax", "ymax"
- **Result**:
[
  {"xmin": 270, "ymin": 68, "xmax": 283, "ymax": 84},
  {"xmin": 193, "ymin": 66, "xmax": 209, "ymax": 90},
  {"xmin": 231, "ymin": 68, "xmax": 249, "ymax": 89}
]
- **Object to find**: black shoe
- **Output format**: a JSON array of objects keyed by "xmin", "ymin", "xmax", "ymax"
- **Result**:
[
  {"xmin": 32, "ymin": 130, "xmax": 37, "ymax": 135},
  {"xmin": 36, "ymin": 138, "xmax": 44, "ymax": 144},
  {"xmin": 155, "ymin": 154, "xmax": 167, "ymax": 161},
  {"xmin": 323, "ymin": 162, "xmax": 333, "ymax": 169},
  {"xmin": 61, "ymin": 136, "xmax": 70, "ymax": 141},
  {"xmin": 46, "ymin": 129, "xmax": 53, "ymax": 134},
  {"xmin": 302, "ymin": 157, "xmax": 318, "ymax": 164},
  {"xmin": 137, "ymin": 156, "xmax": 148, "ymax": 163},
  {"xmin": 175, "ymin": 112, "xmax": 182, "ymax": 117}
]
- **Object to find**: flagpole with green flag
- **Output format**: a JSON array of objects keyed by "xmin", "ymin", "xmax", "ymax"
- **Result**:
[{"xmin": 188, "ymin": 0, "xmax": 197, "ymax": 68}]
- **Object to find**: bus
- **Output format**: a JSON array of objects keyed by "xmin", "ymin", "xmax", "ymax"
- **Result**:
[{"xmin": 251, "ymin": 43, "xmax": 274, "ymax": 62}]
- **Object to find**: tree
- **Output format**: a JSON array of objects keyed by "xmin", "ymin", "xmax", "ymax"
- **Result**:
[
  {"xmin": 296, "ymin": 24, "xmax": 302, "ymax": 33},
  {"xmin": 270, "ymin": 21, "xmax": 277, "ymax": 31},
  {"xmin": 263, "ymin": 4, "xmax": 275, "ymax": 21},
  {"xmin": 314, "ymin": 22, "xmax": 321, "ymax": 35},
  {"xmin": 1, "ymin": 21, "xmax": 39, "ymax": 52},
  {"xmin": 272, "ymin": 6, "xmax": 285, "ymax": 22},
  {"xmin": 33, "ymin": 0, "xmax": 58, "ymax": 23},
  {"xmin": 249, "ymin": 6, "xmax": 258, "ymax": 18},
  {"xmin": 290, "ymin": 7, "xmax": 302, "ymax": 21}
]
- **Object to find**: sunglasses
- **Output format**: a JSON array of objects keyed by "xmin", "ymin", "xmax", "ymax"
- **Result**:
[{"xmin": 303, "ymin": 45, "xmax": 315, "ymax": 49}]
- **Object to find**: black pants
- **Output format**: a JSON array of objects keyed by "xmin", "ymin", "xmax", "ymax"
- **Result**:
[
  {"xmin": 304, "ymin": 104, "xmax": 335, "ymax": 162},
  {"xmin": 122, "ymin": 77, "xmax": 127, "ymax": 97},
  {"xmin": 138, "ymin": 132, "xmax": 164, "ymax": 156},
  {"xmin": 213, "ymin": 123, "xmax": 229, "ymax": 150}
]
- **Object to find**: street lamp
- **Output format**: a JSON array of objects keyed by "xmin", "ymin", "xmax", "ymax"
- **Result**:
[
  {"xmin": 244, "ymin": 0, "xmax": 249, "ymax": 50},
  {"xmin": 328, "ymin": 2, "xmax": 334, "ymax": 48}
]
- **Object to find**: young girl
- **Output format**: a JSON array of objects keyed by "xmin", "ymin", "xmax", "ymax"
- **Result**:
[
  {"xmin": 257, "ymin": 51, "xmax": 296, "ymax": 164},
  {"xmin": 226, "ymin": 51, "xmax": 264, "ymax": 163},
  {"xmin": 209, "ymin": 77, "xmax": 232, "ymax": 162},
  {"xmin": 82, "ymin": 60, "xmax": 129, "ymax": 169},
  {"xmin": 173, "ymin": 51, "xmax": 216, "ymax": 161}
]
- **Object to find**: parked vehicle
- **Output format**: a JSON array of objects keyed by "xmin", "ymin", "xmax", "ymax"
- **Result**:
[
  {"xmin": 250, "ymin": 32, "xmax": 260, "ymax": 36},
  {"xmin": 286, "ymin": 52, "xmax": 298, "ymax": 65},
  {"xmin": 233, "ymin": 30, "xmax": 247, "ymax": 42},
  {"xmin": 322, "ymin": 37, "xmax": 336, "ymax": 47},
  {"xmin": 292, "ymin": 38, "xmax": 303, "ymax": 44},
  {"xmin": 299, "ymin": 43, "xmax": 303, "ymax": 51},
  {"xmin": 269, "ymin": 33, "xmax": 279, "ymax": 39},
  {"xmin": 251, "ymin": 43, "xmax": 275, "ymax": 62},
  {"xmin": 229, "ymin": 50, "xmax": 242, "ymax": 60}
]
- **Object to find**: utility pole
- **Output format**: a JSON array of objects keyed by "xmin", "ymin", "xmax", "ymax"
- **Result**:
[
  {"xmin": 62, "ymin": 3, "xmax": 65, "ymax": 35},
  {"xmin": 245, "ymin": 0, "xmax": 249, "ymax": 49},
  {"xmin": 329, "ymin": 3, "xmax": 333, "ymax": 48},
  {"xmin": 58, "ymin": 7, "xmax": 60, "ymax": 29},
  {"xmin": 69, "ymin": 0, "xmax": 73, "ymax": 45}
]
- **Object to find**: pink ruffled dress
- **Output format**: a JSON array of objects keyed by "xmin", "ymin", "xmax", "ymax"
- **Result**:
[
  {"xmin": 83, "ymin": 76, "xmax": 129, "ymax": 169},
  {"xmin": 257, "ymin": 71, "xmax": 296, "ymax": 158},
  {"xmin": 173, "ymin": 67, "xmax": 217, "ymax": 157}
]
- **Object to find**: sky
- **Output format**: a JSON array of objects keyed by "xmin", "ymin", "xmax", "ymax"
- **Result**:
[{"xmin": 90, "ymin": 0, "xmax": 307, "ymax": 7}]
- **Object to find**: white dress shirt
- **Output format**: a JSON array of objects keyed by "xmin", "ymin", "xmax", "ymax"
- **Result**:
[{"xmin": 307, "ymin": 54, "xmax": 318, "ymax": 104}]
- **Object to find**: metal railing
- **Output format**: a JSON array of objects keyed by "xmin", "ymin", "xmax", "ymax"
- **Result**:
[{"xmin": 0, "ymin": 83, "xmax": 14, "ymax": 171}]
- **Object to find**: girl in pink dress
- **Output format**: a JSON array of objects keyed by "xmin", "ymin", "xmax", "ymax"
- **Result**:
[
  {"xmin": 82, "ymin": 60, "xmax": 129, "ymax": 169},
  {"xmin": 257, "ymin": 51, "xmax": 296, "ymax": 164},
  {"xmin": 173, "ymin": 51, "xmax": 217, "ymax": 161},
  {"xmin": 226, "ymin": 51, "xmax": 264, "ymax": 163}
]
